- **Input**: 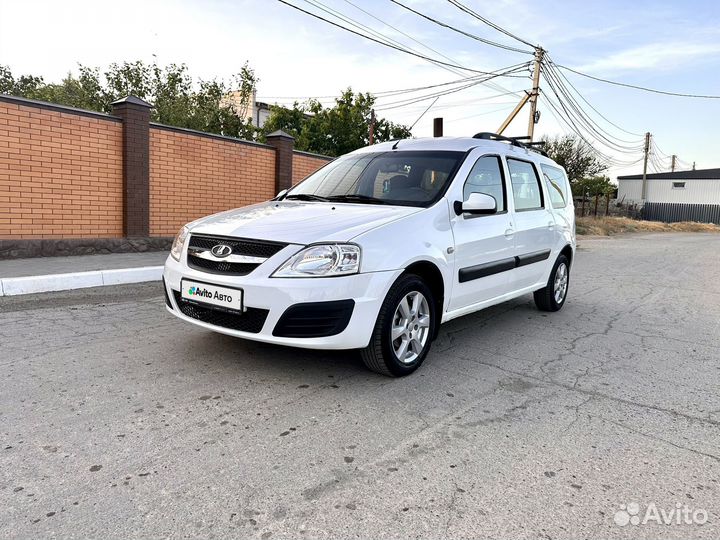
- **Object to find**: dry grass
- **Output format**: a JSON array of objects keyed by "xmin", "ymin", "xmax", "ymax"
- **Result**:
[{"xmin": 576, "ymin": 216, "xmax": 720, "ymax": 236}]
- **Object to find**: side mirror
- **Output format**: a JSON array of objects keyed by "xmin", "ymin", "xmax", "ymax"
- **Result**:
[
  {"xmin": 455, "ymin": 192, "xmax": 497, "ymax": 215},
  {"xmin": 276, "ymin": 189, "xmax": 288, "ymax": 200}
]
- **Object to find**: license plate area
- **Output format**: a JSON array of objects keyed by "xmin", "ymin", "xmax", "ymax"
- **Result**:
[{"xmin": 180, "ymin": 279, "xmax": 244, "ymax": 313}]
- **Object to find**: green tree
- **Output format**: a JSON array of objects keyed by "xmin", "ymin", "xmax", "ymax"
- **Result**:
[
  {"xmin": 541, "ymin": 135, "xmax": 607, "ymax": 184},
  {"xmin": 573, "ymin": 175, "xmax": 615, "ymax": 198},
  {"xmin": 0, "ymin": 66, "xmax": 46, "ymax": 99},
  {"xmin": 260, "ymin": 101, "xmax": 307, "ymax": 140},
  {"xmin": 0, "ymin": 61, "xmax": 257, "ymax": 139},
  {"xmin": 260, "ymin": 89, "xmax": 411, "ymax": 156}
]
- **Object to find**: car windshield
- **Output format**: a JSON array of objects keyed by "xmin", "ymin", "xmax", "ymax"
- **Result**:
[{"xmin": 285, "ymin": 151, "xmax": 465, "ymax": 207}]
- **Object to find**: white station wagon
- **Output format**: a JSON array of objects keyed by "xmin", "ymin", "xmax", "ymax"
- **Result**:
[{"xmin": 163, "ymin": 133, "xmax": 575, "ymax": 376}]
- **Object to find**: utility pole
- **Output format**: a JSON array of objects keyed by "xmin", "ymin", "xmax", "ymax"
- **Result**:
[
  {"xmin": 368, "ymin": 109, "xmax": 375, "ymax": 145},
  {"xmin": 641, "ymin": 131, "xmax": 651, "ymax": 200},
  {"xmin": 497, "ymin": 46, "xmax": 544, "ymax": 137},
  {"xmin": 671, "ymin": 155, "xmax": 677, "ymax": 172},
  {"xmin": 527, "ymin": 47, "xmax": 545, "ymax": 141}
]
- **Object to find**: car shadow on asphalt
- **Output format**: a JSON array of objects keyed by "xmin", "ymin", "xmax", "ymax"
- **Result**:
[
  {"xmin": 172, "ymin": 325, "xmax": 371, "ymax": 381},
  {"xmin": 165, "ymin": 296, "xmax": 539, "ymax": 382}
]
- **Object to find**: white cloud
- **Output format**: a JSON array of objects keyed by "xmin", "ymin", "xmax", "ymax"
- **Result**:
[{"xmin": 577, "ymin": 41, "xmax": 720, "ymax": 74}]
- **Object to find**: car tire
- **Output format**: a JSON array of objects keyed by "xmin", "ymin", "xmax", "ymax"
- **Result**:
[
  {"xmin": 360, "ymin": 274, "xmax": 436, "ymax": 377},
  {"xmin": 534, "ymin": 254, "xmax": 570, "ymax": 312}
]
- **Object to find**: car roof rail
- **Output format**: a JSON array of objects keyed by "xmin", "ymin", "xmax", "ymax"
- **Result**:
[{"xmin": 472, "ymin": 132, "xmax": 548, "ymax": 157}]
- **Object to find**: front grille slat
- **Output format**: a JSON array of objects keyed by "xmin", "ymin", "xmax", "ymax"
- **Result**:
[
  {"xmin": 187, "ymin": 256, "xmax": 258, "ymax": 275},
  {"xmin": 187, "ymin": 234, "xmax": 287, "ymax": 275},
  {"xmin": 173, "ymin": 291, "xmax": 268, "ymax": 333}
]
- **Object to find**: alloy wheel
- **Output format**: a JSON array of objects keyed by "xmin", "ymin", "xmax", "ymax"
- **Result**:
[
  {"xmin": 391, "ymin": 291, "xmax": 431, "ymax": 364},
  {"xmin": 553, "ymin": 262, "xmax": 568, "ymax": 304}
]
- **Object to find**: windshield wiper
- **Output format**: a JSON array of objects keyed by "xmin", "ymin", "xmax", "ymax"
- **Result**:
[
  {"xmin": 284, "ymin": 193, "xmax": 330, "ymax": 202},
  {"xmin": 327, "ymin": 194, "xmax": 388, "ymax": 205}
]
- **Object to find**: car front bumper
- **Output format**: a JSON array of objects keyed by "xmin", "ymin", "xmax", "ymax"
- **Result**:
[{"xmin": 163, "ymin": 255, "xmax": 401, "ymax": 349}]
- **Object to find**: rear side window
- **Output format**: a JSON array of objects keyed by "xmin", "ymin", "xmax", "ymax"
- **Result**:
[
  {"xmin": 463, "ymin": 155, "xmax": 506, "ymax": 212},
  {"xmin": 507, "ymin": 158, "xmax": 543, "ymax": 211},
  {"xmin": 540, "ymin": 164, "xmax": 569, "ymax": 209}
]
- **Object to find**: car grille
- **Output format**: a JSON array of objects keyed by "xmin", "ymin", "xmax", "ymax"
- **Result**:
[
  {"xmin": 186, "ymin": 234, "xmax": 288, "ymax": 275},
  {"xmin": 172, "ymin": 290, "xmax": 268, "ymax": 333},
  {"xmin": 186, "ymin": 256, "xmax": 258, "ymax": 275}
]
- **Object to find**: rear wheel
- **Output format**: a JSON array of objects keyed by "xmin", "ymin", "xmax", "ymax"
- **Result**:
[
  {"xmin": 534, "ymin": 254, "xmax": 570, "ymax": 312},
  {"xmin": 361, "ymin": 274, "xmax": 435, "ymax": 377}
]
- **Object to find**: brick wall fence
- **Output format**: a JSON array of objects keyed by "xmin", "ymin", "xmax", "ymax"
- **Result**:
[
  {"xmin": 0, "ymin": 94, "xmax": 332, "ymax": 258},
  {"xmin": 293, "ymin": 151, "xmax": 331, "ymax": 185},
  {"xmin": 148, "ymin": 126, "xmax": 277, "ymax": 237},
  {"xmin": 0, "ymin": 99, "xmax": 124, "ymax": 240}
]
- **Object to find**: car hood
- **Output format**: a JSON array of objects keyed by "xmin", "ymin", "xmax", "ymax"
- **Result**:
[{"xmin": 189, "ymin": 200, "xmax": 422, "ymax": 245}]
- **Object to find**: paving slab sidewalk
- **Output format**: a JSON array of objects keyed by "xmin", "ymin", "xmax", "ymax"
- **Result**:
[{"xmin": 0, "ymin": 252, "xmax": 168, "ymax": 297}]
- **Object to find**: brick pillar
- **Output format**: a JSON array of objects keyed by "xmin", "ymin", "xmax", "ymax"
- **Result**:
[
  {"xmin": 111, "ymin": 96, "xmax": 152, "ymax": 237},
  {"xmin": 265, "ymin": 130, "xmax": 295, "ymax": 194}
]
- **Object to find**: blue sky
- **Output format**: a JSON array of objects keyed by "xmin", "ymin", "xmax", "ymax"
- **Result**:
[{"xmin": 1, "ymin": 0, "xmax": 718, "ymax": 178}]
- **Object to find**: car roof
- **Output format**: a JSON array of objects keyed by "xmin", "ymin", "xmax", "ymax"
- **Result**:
[{"xmin": 351, "ymin": 136, "xmax": 560, "ymax": 167}]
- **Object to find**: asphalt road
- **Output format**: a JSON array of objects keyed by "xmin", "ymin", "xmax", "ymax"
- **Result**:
[{"xmin": 1, "ymin": 233, "xmax": 719, "ymax": 539}]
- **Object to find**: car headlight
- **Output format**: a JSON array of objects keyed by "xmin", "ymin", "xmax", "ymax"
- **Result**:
[
  {"xmin": 272, "ymin": 244, "xmax": 360, "ymax": 277},
  {"xmin": 170, "ymin": 225, "xmax": 189, "ymax": 261}
]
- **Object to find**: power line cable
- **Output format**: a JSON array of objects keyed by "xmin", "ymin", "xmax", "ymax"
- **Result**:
[
  {"xmin": 540, "ymin": 88, "xmax": 644, "ymax": 167},
  {"xmin": 650, "ymin": 140, "xmax": 670, "ymax": 159},
  {"xmin": 311, "ymin": 0, "xmax": 526, "ymax": 97},
  {"xmin": 375, "ymin": 64, "xmax": 529, "ymax": 110},
  {"xmin": 258, "ymin": 83, "xmax": 523, "ymax": 117},
  {"xmin": 544, "ymin": 55, "xmax": 643, "ymax": 137},
  {"xmin": 444, "ymin": 103, "xmax": 518, "ymax": 123},
  {"xmin": 442, "ymin": 1, "xmax": 720, "ymax": 100},
  {"xmin": 341, "ymin": 0, "xmax": 526, "ymax": 90},
  {"xmin": 376, "ymin": 79, "xmax": 496, "ymax": 110},
  {"xmin": 379, "ymin": 97, "xmax": 519, "ymax": 116},
  {"xmin": 257, "ymin": 72, "xmax": 527, "ymax": 103},
  {"xmin": 555, "ymin": 64, "xmax": 720, "ymax": 99},
  {"xmin": 541, "ymin": 60, "xmax": 643, "ymax": 147},
  {"xmin": 542, "ymin": 65, "xmax": 645, "ymax": 153},
  {"xmin": 445, "ymin": 0, "xmax": 536, "ymax": 48},
  {"xmin": 388, "ymin": 0, "xmax": 533, "ymax": 55},
  {"xmin": 276, "ymin": 0, "xmax": 522, "ymax": 76},
  {"xmin": 372, "ymin": 72, "xmax": 525, "ymax": 97},
  {"xmin": 303, "ymin": 0, "xmax": 467, "ymax": 79}
]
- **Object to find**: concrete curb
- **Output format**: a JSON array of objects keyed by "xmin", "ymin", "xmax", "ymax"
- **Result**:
[{"xmin": 0, "ymin": 266, "xmax": 163, "ymax": 297}]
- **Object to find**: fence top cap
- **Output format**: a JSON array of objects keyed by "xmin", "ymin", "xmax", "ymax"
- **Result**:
[
  {"xmin": 111, "ymin": 96, "xmax": 153, "ymax": 108},
  {"xmin": 265, "ymin": 130, "xmax": 295, "ymax": 140}
]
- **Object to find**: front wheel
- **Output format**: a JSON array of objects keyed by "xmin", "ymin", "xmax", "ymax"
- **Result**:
[
  {"xmin": 360, "ymin": 274, "xmax": 435, "ymax": 377},
  {"xmin": 534, "ymin": 254, "xmax": 570, "ymax": 312}
]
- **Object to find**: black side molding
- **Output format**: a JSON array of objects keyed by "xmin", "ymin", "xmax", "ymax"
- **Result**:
[
  {"xmin": 459, "ymin": 257, "xmax": 516, "ymax": 283},
  {"xmin": 516, "ymin": 249, "xmax": 551, "ymax": 267},
  {"xmin": 458, "ymin": 249, "xmax": 552, "ymax": 283}
]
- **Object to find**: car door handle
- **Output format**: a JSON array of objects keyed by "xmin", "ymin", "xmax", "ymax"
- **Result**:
[
  {"xmin": 504, "ymin": 228, "xmax": 515, "ymax": 238},
  {"xmin": 547, "ymin": 221, "xmax": 554, "ymax": 229}
]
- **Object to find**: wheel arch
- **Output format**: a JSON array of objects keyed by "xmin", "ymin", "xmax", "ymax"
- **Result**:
[
  {"xmin": 560, "ymin": 244, "xmax": 573, "ymax": 267},
  {"xmin": 403, "ymin": 260, "xmax": 445, "ymax": 339}
]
